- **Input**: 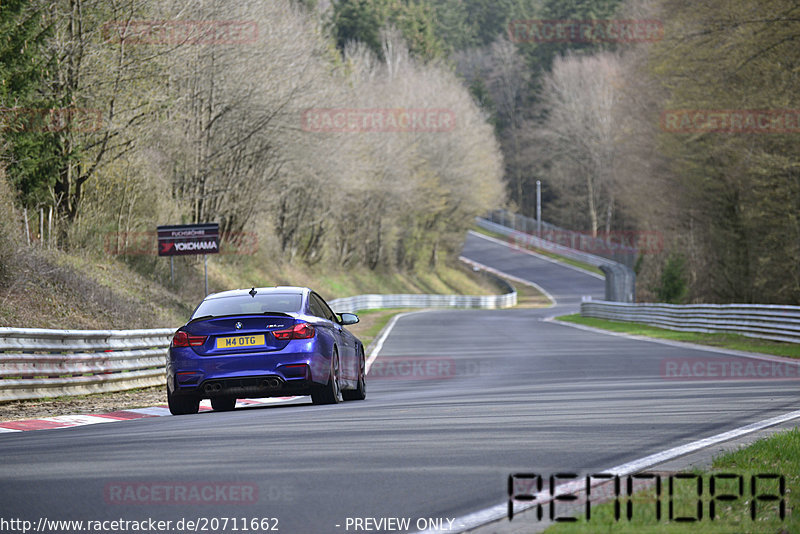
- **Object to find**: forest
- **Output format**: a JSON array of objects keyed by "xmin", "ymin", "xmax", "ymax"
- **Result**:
[
  {"xmin": 1, "ymin": 0, "xmax": 798, "ymax": 304},
  {"xmin": 428, "ymin": 0, "xmax": 799, "ymax": 304},
  {"xmin": 0, "ymin": 0, "xmax": 503, "ymax": 278}
]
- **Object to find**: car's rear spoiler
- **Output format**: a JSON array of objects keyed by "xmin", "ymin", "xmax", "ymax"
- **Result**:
[{"xmin": 186, "ymin": 312, "xmax": 294, "ymax": 325}]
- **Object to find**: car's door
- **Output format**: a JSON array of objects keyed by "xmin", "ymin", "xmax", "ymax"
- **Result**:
[{"xmin": 313, "ymin": 292, "xmax": 358, "ymax": 383}]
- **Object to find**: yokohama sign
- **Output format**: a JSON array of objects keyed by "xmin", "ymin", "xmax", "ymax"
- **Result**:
[{"xmin": 157, "ymin": 223, "xmax": 220, "ymax": 256}]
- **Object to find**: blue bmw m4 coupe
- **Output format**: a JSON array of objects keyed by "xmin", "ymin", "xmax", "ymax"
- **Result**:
[{"xmin": 166, "ymin": 286, "xmax": 366, "ymax": 415}]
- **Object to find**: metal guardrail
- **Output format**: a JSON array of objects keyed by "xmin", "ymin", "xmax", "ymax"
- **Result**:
[
  {"xmin": 0, "ymin": 284, "xmax": 516, "ymax": 402},
  {"xmin": 581, "ymin": 300, "xmax": 800, "ymax": 344},
  {"xmin": 329, "ymin": 290, "xmax": 516, "ymax": 313},
  {"xmin": 0, "ymin": 328, "xmax": 174, "ymax": 402},
  {"xmin": 329, "ymin": 271, "xmax": 516, "ymax": 312},
  {"xmin": 485, "ymin": 209, "xmax": 638, "ymax": 268},
  {"xmin": 476, "ymin": 217, "xmax": 636, "ymax": 303}
]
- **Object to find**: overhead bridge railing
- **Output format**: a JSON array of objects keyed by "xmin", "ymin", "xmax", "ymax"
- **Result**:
[
  {"xmin": 0, "ymin": 286, "xmax": 516, "ymax": 402},
  {"xmin": 0, "ymin": 328, "xmax": 174, "ymax": 402},
  {"xmin": 581, "ymin": 300, "xmax": 800, "ymax": 344}
]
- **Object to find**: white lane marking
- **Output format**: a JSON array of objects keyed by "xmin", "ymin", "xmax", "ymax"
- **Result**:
[
  {"xmin": 39, "ymin": 415, "xmax": 117, "ymax": 427},
  {"xmin": 197, "ymin": 397, "xmax": 301, "ymax": 408},
  {"xmin": 458, "ymin": 256, "xmax": 556, "ymax": 306},
  {"xmin": 414, "ymin": 409, "xmax": 800, "ymax": 534},
  {"xmin": 126, "ymin": 407, "xmax": 173, "ymax": 417},
  {"xmin": 468, "ymin": 230, "xmax": 605, "ymax": 280},
  {"xmin": 234, "ymin": 397, "xmax": 300, "ymax": 406},
  {"xmin": 366, "ymin": 311, "xmax": 429, "ymax": 374},
  {"xmin": 0, "ymin": 398, "xmax": 306, "ymax": 434},
  {"xmin": 548, "ymin": 317, "xmax": 800, "ymax": 365},
  {"xmin": 605, "ymin": 409, "xmax": 800, "ymax": 472}
]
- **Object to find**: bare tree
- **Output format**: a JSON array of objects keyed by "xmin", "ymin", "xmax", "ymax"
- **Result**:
[
  {"xmin": 535, "ymin": 51, "xmax": 623, "ymax": 236},
  {"xmin": 336, "ymin": 30, "xmax": 504, "ymax": 269},
  {"xmin": 454, "ymin": 37, "xmax": 532, "ymax": 212},
  {"xmin": 40, "ymin": 0, "xmax": 506, "ymax": 273},
  {"xmin": 41, "ymin": 0, "xmax": 171, "ymax": 225}
]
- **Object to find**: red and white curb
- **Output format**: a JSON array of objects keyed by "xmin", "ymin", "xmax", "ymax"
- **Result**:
[{"xmin": 0, "ymin": 397, "xmax": 301, "ymax": 433}]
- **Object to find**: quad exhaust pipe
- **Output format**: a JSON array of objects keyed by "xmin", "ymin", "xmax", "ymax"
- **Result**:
[{"xmin": 203, "ymin": 378, "xmax": 282, "ymax": 394}]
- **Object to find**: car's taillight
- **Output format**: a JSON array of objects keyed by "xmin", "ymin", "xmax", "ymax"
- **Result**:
[
  {"xmin": 171, "ymin": 330, "xmax": 208, "ymax": 348},
  {"xmin": 292, "ymin": 323, "xmax": 316, "ymax": 339},
  {"xmin": 273, "ymin": 323, "xmax": 315, "ymax": 340}
]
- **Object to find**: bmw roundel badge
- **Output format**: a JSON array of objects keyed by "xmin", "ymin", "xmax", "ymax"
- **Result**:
[{"xmin": 235, "ymin": 321, "xmax": 243, "ymax": 330}]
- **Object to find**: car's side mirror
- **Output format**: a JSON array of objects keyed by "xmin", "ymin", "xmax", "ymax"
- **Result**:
[{"xmin": 338, "ymin": 313, "xmax": 359, "ymax": 326}]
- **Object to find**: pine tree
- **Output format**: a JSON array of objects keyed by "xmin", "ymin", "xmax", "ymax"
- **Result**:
[
  {"xmin": 0, "ymin": 0, "xmax": 59, "ymax": 207},
  {"xmin": 655, "ymin": 254, "xmax": 688, "ymax": 304},
  {"xmin": 521, "ymin": 0, "xmax": 624, "ymax": 80},
  {"xmin": 331, "ymin": 0, "xmax": 444, "ymax": 61}
]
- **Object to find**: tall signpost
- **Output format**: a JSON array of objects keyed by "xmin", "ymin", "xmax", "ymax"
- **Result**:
[
  {"xmin": 157, "ymin": 223, "xmax": 220, "ymax": 295},
  {"xmin": 536, "ymin": 180, "xmax": 542, "ymax": 238}
]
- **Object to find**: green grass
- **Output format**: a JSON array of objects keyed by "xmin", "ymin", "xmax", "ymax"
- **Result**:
[
  {"xmin": 544, "ymin": 428, "xmax": 799, "ymax": 533},
  {"xmin": 210, "ymin": 254, "xmax": 503, "ymax": 302},
  {"xmin": 347, "ymin": 308, "xmax": 410, "ymax": 350},
  {"xmin": 557, "ymin": 314, "xmax": 800, "ymax": 359},
  {"xmin": 2, "ymin": 240, "xmax": 504, "ymax": 330},
  {"xmin": 471, "ymin": 225, "xmax": 604, "ymax": 276},
  {"xmin": 511, "ymin": 278, "xmax": 553, "ymax": 308}
]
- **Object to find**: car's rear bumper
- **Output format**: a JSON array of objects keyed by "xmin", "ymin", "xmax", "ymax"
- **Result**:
[
  {"xmin": 176, "ymin": 374, "xmax": 315, "ymax": 398},
  {"xmin": 167, "ymin": 343, "xmax": 331, "ymax": 399}
]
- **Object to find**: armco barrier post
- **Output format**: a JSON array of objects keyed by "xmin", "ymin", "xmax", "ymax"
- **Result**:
[{"xmin": 599, "ymin": 264, "xmax": 636, "ymax": 303}]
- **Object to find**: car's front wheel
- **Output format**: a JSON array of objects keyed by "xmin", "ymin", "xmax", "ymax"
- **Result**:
[
  {"xmin": 167, "ymin": 384, "xmax": 200, "ymax": 415},
  {"xmin": 312, "ymin": 349, "xmax": 342, "ymax": 405}
]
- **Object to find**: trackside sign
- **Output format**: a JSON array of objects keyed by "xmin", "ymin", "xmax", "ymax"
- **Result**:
[{"xmin": 157, "ymin": 223, "xmax": 220, "ymax": 256}]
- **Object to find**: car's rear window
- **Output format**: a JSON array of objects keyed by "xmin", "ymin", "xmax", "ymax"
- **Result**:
[{"xmin": 192, "ymin": 293, "xmax": 302, "ymax": 318}]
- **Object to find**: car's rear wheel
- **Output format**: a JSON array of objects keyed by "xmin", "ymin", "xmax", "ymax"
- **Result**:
[
  {"xmin": 211, "ymin": 396, "xmax": 236, "ymax": 412},
  {"xmin": 167, "ymin": 385, "xmax": 200, "ymax": 415},
  {"xmin": 312, "ymin": 349, "xmax": 342, "ymax": 405},
  {"xmin": 342, "ymin": 347, "xmax": 366, "ymax": 401}
]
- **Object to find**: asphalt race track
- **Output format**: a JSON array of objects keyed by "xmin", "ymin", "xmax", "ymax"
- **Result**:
[{"xmin": 0, "ymin": 232, "xmax": 798, "ymax": 534}]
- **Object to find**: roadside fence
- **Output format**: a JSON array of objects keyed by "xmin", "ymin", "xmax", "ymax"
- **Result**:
[
  {"xmin": 581, "ymin": 300, "xmax": 800, "ymax": 344},
  {"xmin": 0, "ymin": 328, "xmax": 173, "ymax": 402},
  {"xmin": 0, "ymin": 282, "xmax": 516, "ymax": 402}
]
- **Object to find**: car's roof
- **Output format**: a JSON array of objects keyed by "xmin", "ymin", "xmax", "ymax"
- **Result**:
[{"xmin": 203, "ymin": 286, "xmax": 308, "ymax": 300}]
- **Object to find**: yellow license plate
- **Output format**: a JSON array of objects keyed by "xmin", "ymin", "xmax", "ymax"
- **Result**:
[{"xmin": 216, "ymin": 334, "xmax": 265, "ymax": 349}]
